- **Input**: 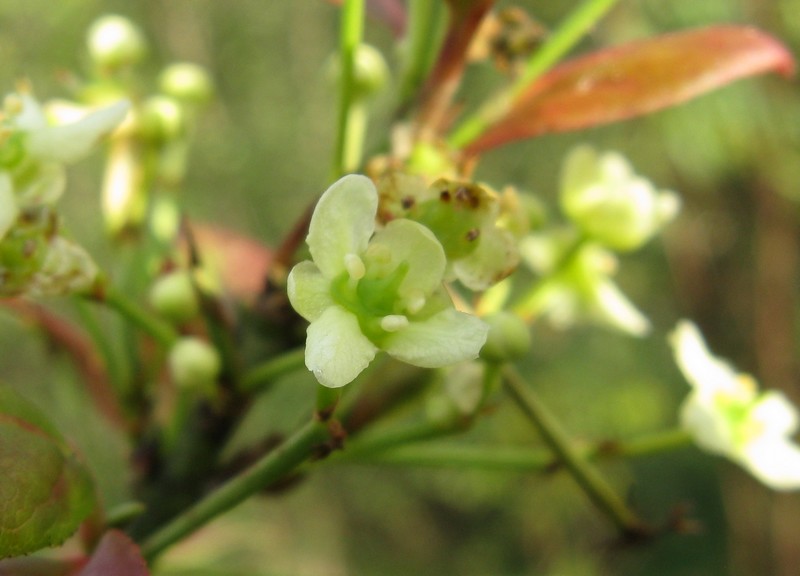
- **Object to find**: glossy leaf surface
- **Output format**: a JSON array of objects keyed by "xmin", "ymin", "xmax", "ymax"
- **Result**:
[{"xmin": 466, "ymin": 26, "xmax": 795, "ymax": 154}]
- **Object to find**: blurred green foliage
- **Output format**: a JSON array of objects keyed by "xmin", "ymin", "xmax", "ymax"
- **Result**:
[{"xmin": 1, "ymin": 0, "xmax": 798, "ymax": 574}]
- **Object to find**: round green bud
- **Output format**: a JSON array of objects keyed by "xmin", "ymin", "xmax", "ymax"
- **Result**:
[
  {"xmin": 159, "ymin": 63, "xmax": 214, "ymax": 104},
  {"xmin": 480, "ymin": 312, "xmax": 531, "ymax": 363},
  {"xmin": 168, "ymin": 337, "xmax": 221, "ymax": 390},
  {"xmin": 139, "ymin": 95, "xmax": 185, "ymax": 142},
  {"xmin": 328, "ymin": 44, "xmax": 389, "ymax": 100},
  {"xmin": 87, "ymin": 15, "xmax": 147, "ymax": 70},
  {"xmin": 149, "ymin": 271, "xmax": 200, "ymax": 323}
]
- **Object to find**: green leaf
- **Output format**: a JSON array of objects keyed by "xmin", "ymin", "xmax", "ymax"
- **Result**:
[
  {"xmin": 0, "ymin": 386, "xmax": 95, "ymax": 559},
  {"xmin": 465, "ymin": 25, "xmax": 795, "ymax": 154}
]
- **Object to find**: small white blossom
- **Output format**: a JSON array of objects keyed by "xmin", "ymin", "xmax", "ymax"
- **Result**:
[{"xmin": 670, "ymin": 320, "xmax": 800, "ymax": 491}]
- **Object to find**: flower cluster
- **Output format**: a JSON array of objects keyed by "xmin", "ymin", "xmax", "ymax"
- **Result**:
[
  {"xmin": 0, "ymin": 90, "xmax": 128, "ymax": 297},
  {"xmin": 670, "ymin": 321, "xmax": 800, "ymax": 490},
  {"xmin": 288, "ymin": 175, "xmax": 489, "ymax": 388}
]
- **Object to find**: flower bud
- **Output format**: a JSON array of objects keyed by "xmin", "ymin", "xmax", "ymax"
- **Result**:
[
  {"xmin": 168, "ymin": 337, "xmax": 221, "ymax": 390},
  {"xmin": 328, "ymin": 44, "xmax": 389, "ymax": 100},
  {"xmin": 159, "ymin": 63, "xmax": 214, "ymax": 105},
  {"xmin": 480, "ymin": 311, "xmax": 531, "ymax": 363},
  {"xmin": 560, "ymin": 145, "xmax": 680, "ymax": 252},
  {"xmin": 149, "ymin": 270, "xmax": 200, "ymax": 324},
  {"xmin": 87, "ymin": 15, "xmax": 147, "ymax": 70},
  {"xmin": 139, "ymin": 95, "xmax": 185, "ymax": 143}
]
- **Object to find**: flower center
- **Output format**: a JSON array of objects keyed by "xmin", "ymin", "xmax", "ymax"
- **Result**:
[{"xmin": 330, "ymin": 258, "xmax": 413, "ymax": 343}]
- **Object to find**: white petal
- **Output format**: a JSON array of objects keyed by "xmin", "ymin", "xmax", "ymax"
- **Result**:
[
  {"xmin": 27, "ymin": 100, "xmax": 130, "ymax": 164},
  {"xmin": 592, "ymin": 279, "xmax": 651, "ymax": 336},
  {"xmin": 369, "ymin": 218, "xmax": 445, "ymax": 298},
  {"xmin": 0, "ymin": 173, "xmax": 18, "ymax": 241},
  {"xmin": 307, "ymin": 174, "xmax": 377, "ymax": 278},
  {"xmin": 383, "ymin": 308, "xmax": 489, "ymax": 368},
  {"xmin": 679, "ymin": 391, "xmax": 736, "ymax": 456},
  {"xmin": 751, "ymin": 391, "xmax": 800, "ymax": 437},
  {"xmin": 740, "ymin": 436, "xmax": 800, "ymax": 491},
  {"xmin": 669, "ymin": 320, "xmax": 752, "ymax": 400},
  {"xmin": 305, "ymin": 306, "xmax": 377, "ymax": 388},
  {"xmin": 15, "ymin": 94, "xmax": 48, "ymax": 132},
  {"xmin": 287, "ymin": 260, "xmax": 333, "ymax": 322}
]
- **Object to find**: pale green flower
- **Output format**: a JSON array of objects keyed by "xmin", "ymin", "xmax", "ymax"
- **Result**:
[
  {"xmin": 670, "ymin": 321, "xmax": 800, "ymax": 491},
  {"xmin": 1, "ymin": 93, "xmax": 129, "ymax": 207},
  {"xmin": 288, "ymin": 174, "xmax": 489, "ymax": 388},
  {"xmin": 518, "ymin": 232, "xmax": 650, "ymax": 336},
  {"xmin": 560, "ymin": 145, "xmax": 679, "ymax": 252}
]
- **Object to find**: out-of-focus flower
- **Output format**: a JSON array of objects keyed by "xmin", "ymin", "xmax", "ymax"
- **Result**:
[
  {"xmin": 287, "ymin": 174, "xmax": 488, "ymax": 388},
  {"xmin": 670, "ymin": 320, "xmax": 800, "ymax": 491},
  {"xmin": 517, "ymin": 232, "xmax": 650, "ymax": 336},
  {"xmin": 0, "ymin": 91, "xmax": 128, "ymax": 297},
  {"xmin": 560, "ymin": 145, "xmax": 680, "ymax": 252}
]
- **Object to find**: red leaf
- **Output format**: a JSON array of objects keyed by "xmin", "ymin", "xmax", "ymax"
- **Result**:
[
  {"xmin": 77, "ymin": 531, "xmax": 148, "ymax": 576},
  {"xmin": 465, "ymin": 25, "xmax": 795, "ymax": 155}
]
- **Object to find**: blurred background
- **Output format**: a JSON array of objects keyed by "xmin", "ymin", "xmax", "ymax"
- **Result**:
[{"xmin": 0, "ymin": 0, "xmax": 798, "ymax": 574}]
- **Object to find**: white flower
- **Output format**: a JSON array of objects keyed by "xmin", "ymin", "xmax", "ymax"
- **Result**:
[
  {"xmin": 670, "ymin": 320, "xmax": 800, "ymax": 490},
  {"xmin": 287, "ymin": 175, "xmax": 489, "ymax": 388}
]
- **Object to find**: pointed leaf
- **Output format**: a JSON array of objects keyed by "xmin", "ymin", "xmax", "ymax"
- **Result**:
[
  {"xmin": 466, "ymin": 26, "xmax": 795, "ymax": 154},
  {"xmin": 0, "ymin": 386, "xmax": 95, "ymax": 559}
]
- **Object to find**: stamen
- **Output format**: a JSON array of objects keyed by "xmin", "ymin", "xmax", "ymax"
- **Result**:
[
  {"xmin": 344, "ymin": 253, "xmax": 365, "ymax": 280},
  {"xmin": 405, "ymin": 290, "xmax": 426, "ymax": 314},
  {"xmin": 381, "ymin": 315, "xmax": 409, "ymax": 332}
]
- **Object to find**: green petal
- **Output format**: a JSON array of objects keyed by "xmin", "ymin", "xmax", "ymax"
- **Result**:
[
  {"xmin": 369, "ymin": 218, "xmax": 445, "ymax": 298},
  {"xmin": 26, "ymin": 100, "xmax": 130, "ymax": 164},
  {"xmin": 0, "ymin": 174, "xmax": 18, "ymax": 241},
  {"xmin": 452, "ymin": 226, "xmax": 519, "ymax": 291},
  {"xmin": 287, "ymin": 260, "xmax": 333, "ymax": 322},
  {"xmin": 306, "ymin": 306, "xmax": 377, "ymax": 388},
  {"xmin": 383, "ymin": 308, "xmax": 488, "ymax": 368},
  {"xmin": 307, "ymin": 174, "xmax": 377, "ymax": 279}
]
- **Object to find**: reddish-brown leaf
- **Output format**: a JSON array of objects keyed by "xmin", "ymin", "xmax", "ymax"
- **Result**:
[
  {"xmin": 465, "ymin": 25, "xmax": 795, "ymax": 155},
  {"xmin": 77, "ymin": 531, "xmax": 149, "ymax": 576}
]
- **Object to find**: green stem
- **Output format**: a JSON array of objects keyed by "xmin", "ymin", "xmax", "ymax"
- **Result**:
[
  {"xmin": 239, "ymin": 347, "xmax": 307, "ymax": 394},
  {"xmin": 339, "ymin": 418, "xmax": 461, "ymax": 460},
  {"xmin": 398, "ymin": 0, "xmax": 445, "ymax": 108},
  {"xmin": 140, "ymin": 418, "xmax": 330, "ymax": 562},
  {"xmin": 502, "ymin": 365, "xmax": 648, "ymax": 538},
  {"xmin": 95, "ymin": 286, "xmax": 178, "ymax": 348},
  {"xmin": 448, "ymin": 0, "xmax": 622, "ymax": 150},
  {"xmin": 341, "ymin": 428, "xmax": 693, "ymax": 470},
  {"xmin": 331, "ymin": 0, "xmax": 366, "ymax": 179}
]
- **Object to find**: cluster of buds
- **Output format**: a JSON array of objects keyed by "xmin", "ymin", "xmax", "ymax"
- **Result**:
[{"xmin": 0, "ymin": 90, "xmax": 128, "ymax": 297}]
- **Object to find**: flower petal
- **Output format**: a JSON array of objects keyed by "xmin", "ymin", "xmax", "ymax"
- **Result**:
[
  {"xmin": 751, "ymin": 391, "xmax": 799, "ymax": 437},
  {"xmin": 592, "ymin": 278, "xmax": 651, "ymax": 336},
  {"xmin": 306, "ymin": 305, "xmax": 377, "ymax": 388},
  {"xmin": 369, "ymin": 218, "xmax": 445, "ymax": 298},
  {"xmin": 287, "ymin": 260, "xmax": 333, "ymax": 322},
  {"xmin": 27, "ymin": 100, "xmax": 130, "ymax": 164},
  {"xmin": 679, "ymin": 391, "xmax": 735, "ymax": 456},
  {"xmin": 0, "ymin": 173, "xmax": 18, "ymax": 241},
  {"xmin": 383, "ymin": 308, "xmax": 489, "ymax": 368},
  {"xmin": 740, "ymin": 435, "xmax": 800, "ymax": 491},
  {"xmin": 307, "ymin": 174, "xmax": 377, "ymax": 278},
  {"xmin": 669, "ymin": 320, "xmax": 752, "ymax": 400},
  {"xmin": 452, "ymin": 226, "xmax": 519, "ymax": 291}
]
